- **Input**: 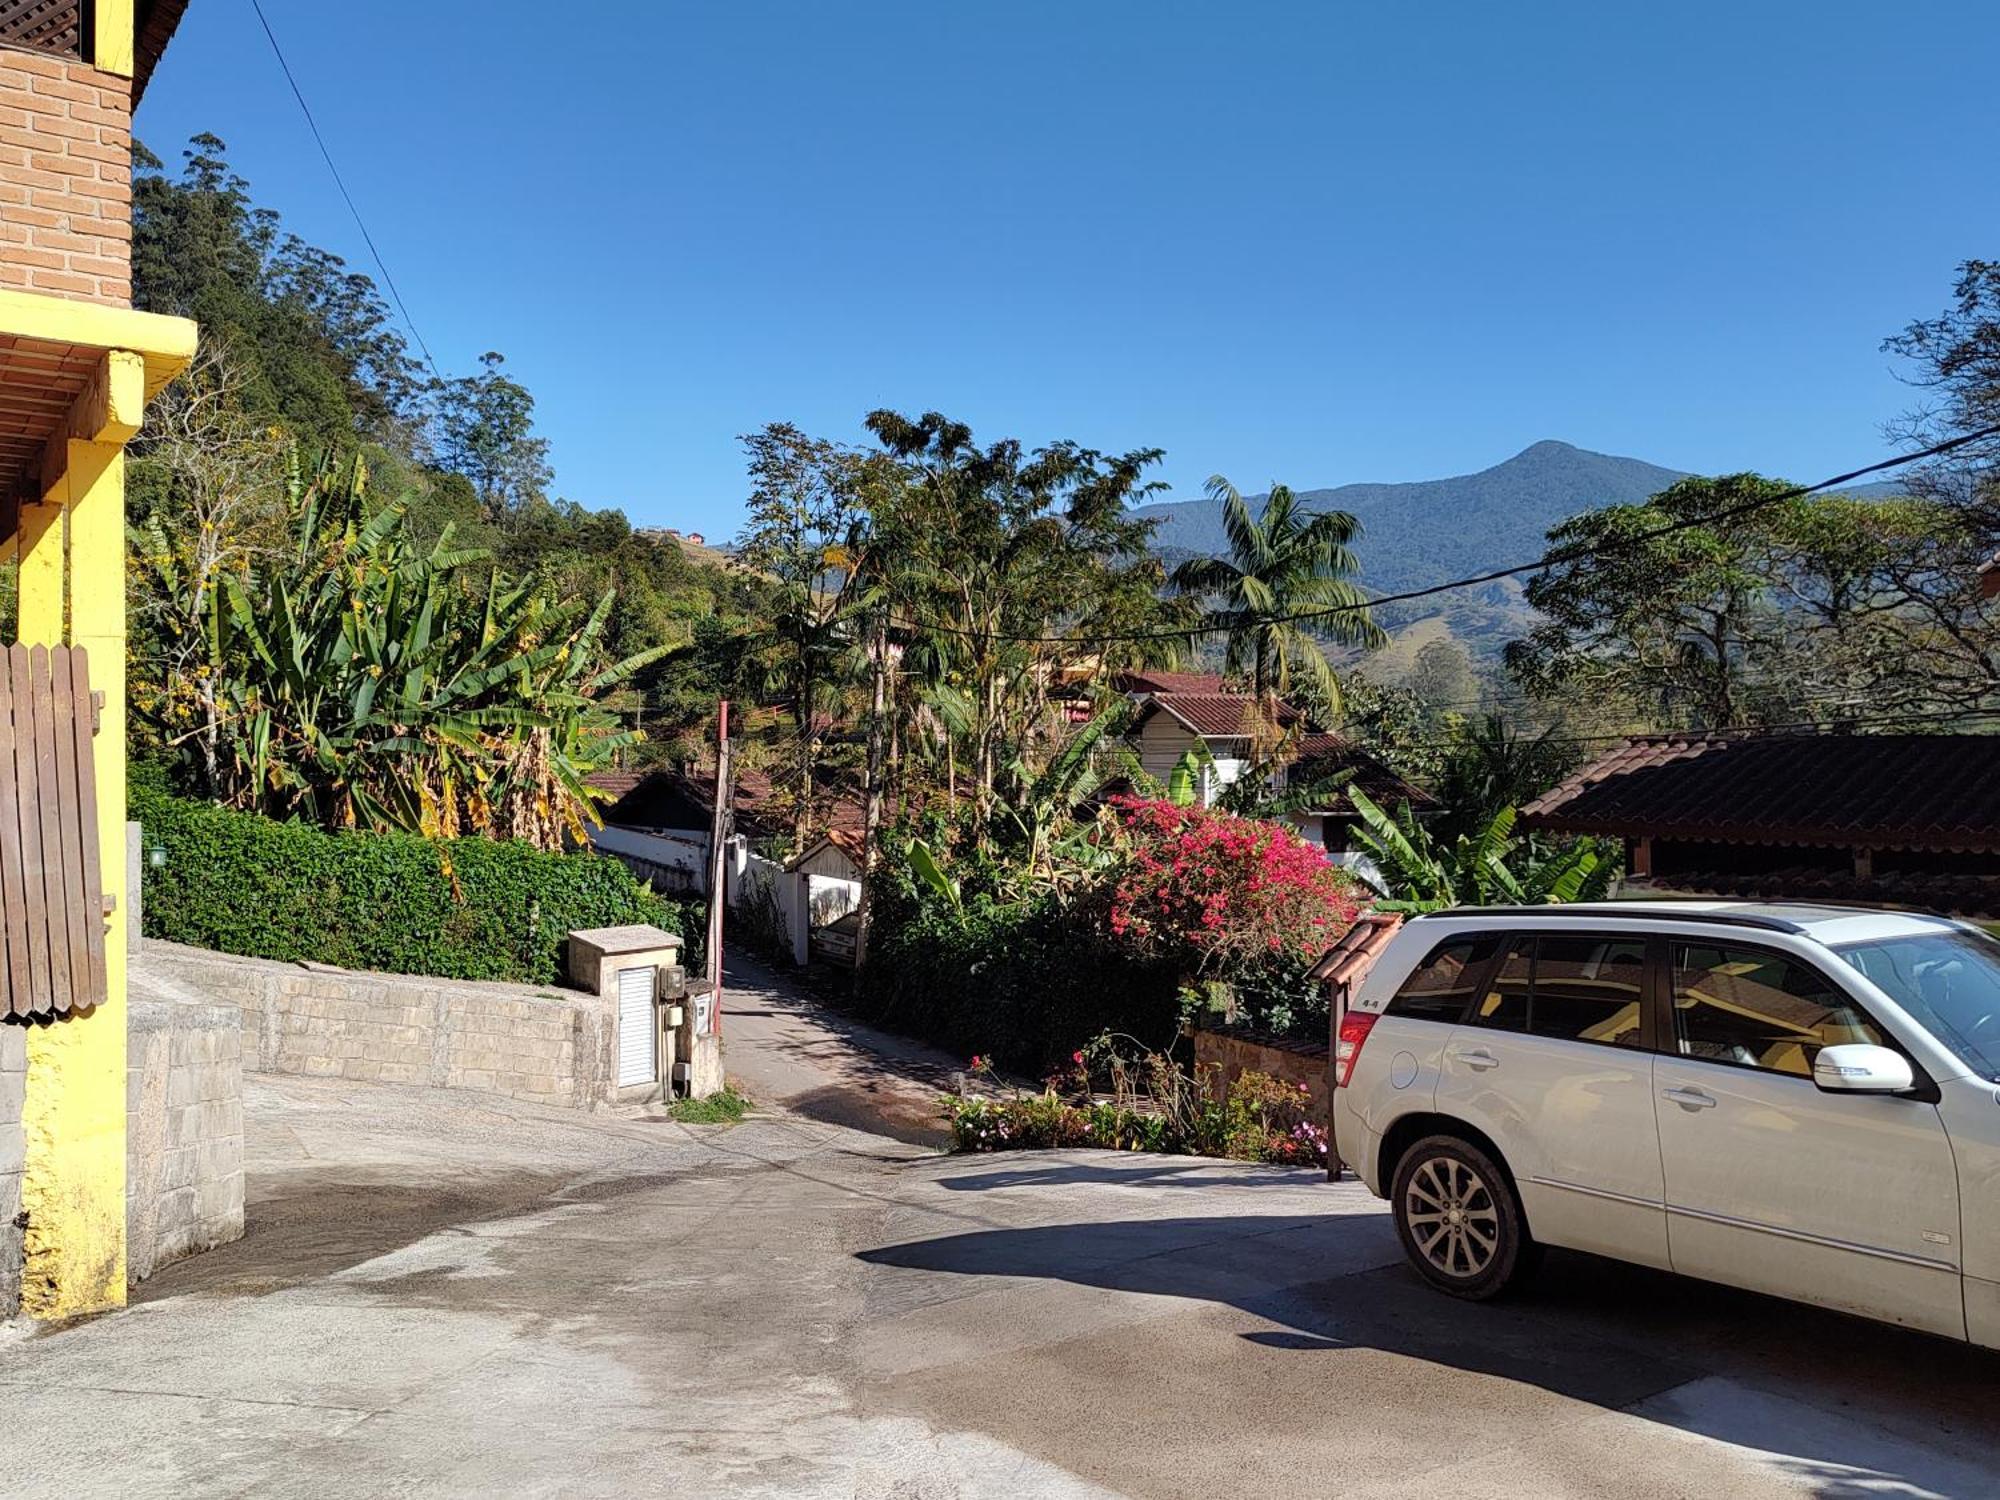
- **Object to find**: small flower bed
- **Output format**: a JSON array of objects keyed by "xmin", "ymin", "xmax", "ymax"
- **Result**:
[{"xmin": 942, "ymin": 1042, "xmax": 1327, "ymax": 1169}]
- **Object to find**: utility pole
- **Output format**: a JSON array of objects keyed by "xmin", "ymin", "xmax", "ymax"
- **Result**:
[
  {"xmin": 704, "ymin": 700, "xmax": 732, "ymax": 1036},
  {"xmin": 855, "ymin": 605, "xmax": 888, "ymax": 969}
]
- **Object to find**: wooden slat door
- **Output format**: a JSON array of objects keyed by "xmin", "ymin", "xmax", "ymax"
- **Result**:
[{"xmin": 0, "ymin": 644, "xmax": 105, "ymax": 1018}]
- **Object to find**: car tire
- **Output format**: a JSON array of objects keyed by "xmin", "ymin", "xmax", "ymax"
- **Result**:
[{"xmin": 1389, "ymin": 1134, "xmax": 1537, "ymax": 1301}]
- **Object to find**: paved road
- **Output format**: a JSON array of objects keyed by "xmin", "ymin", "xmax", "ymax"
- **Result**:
[
  {"xmin": 2, "ymin": 1057, "xmax": 1998, "ymax": 1497},
  {"xmin": 715, "ymin": 951, "xmax": 974, "ymax": 1146}
]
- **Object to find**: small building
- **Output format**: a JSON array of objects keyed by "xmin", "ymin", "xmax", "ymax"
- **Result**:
[
  {"xmin": 1521, "ymin": 732, "xmax": 2000, "ymax": 918},
  {"xmin": 1124, "ymin": 689, "xmax": 1429, "ymax": 857}
]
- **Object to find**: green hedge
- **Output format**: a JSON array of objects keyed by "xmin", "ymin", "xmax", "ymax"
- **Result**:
[
  {"xmin": 132, "ymin": 779, "xmax": 703, "ymax": 985},
  {"xmin": 854, "ymin": 880, "xmax": 1182, "ymax": 1074}
]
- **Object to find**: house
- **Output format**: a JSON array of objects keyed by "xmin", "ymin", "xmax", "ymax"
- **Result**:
[
  {"xmin": 1, "ymin": 1, "xmax": 197, "ymax": 1319},
  {"xmin": 585, "ymin": 765, "xmax": 864, "ymax": 895},
  {"xmin": 1122, "ymin": 685, "xmax": 1430, "ymax": 858},
  {"xmin": 1521, "ymin": 732, "xmax": 2000, "ymax": 917}
]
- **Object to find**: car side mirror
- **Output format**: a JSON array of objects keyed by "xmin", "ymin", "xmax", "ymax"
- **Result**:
[{"xmin": 1812, "ymin": 1043, "xmax": 1914, "ymax": 1096}]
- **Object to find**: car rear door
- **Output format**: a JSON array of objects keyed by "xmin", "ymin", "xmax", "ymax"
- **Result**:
[
  {"xmin": 1652, "ymin": 937, "xmax": 1964, "ymax": 1339},
  {"xmin": 1431, "ymin": 930, "xmax": 1669, "ymax": 1268}
]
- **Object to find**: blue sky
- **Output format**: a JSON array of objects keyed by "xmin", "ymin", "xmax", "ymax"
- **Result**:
[{"xmin": 137, "ymin": 2, "xmax": 2000, "ymax": 538}]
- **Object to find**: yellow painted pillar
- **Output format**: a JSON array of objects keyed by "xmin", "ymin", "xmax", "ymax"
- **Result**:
[
  {"xmin": 15, "ymin": 496, "xmax": 63, "ymax": 645},
  {"xmin": 18, "ymin": 439, "xmax": 128, "ymax": 1317}
]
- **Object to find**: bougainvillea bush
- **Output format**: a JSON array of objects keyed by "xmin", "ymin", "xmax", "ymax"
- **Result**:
[
  {"xmin": 1107, "ymin": 797, "xmax": 1366, "ymax": 974},
  {"xmin": 856, "ymin": 798, "xmax": 1368, "ymax": 1070}
]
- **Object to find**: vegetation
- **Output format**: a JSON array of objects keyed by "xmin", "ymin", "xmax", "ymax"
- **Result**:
[
  {"xmin": 945, "ymin": 1047, "xmax": 1325, "ymax": 1168},
  {"xmin": 669, "ymin": 1086, "xmax": 751, "ymax": 1125},
  {"xmin": 1345, "ymin": 789, "xmax": 1613, "ymax": 913},
  {"xmin": 133, "ymin": 769, "xmax": 701, "ymax": 984},
  {"xmin": 120, "ymin": 128, "xmax": 1998, "ymax": 1076}
]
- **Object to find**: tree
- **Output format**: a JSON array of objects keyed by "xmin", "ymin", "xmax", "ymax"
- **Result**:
[
  {"xmin": 1431, "ymin": 715, "xmax": 1578, "ymax": 843},
  {"xmin": 429, "ymin": 351, "xmax": 553, "ymax": 517},
  {"xmin": 1170, "ymin": 477, "xmax": 1384, "ymax": 738},
  {"xmin": 862, "ymin": 410, "xmax": 1183, "ymax": 832},
  {"xmin": 133, "ymin": 134, "xmax": 423, "ymax": 444},
  {"xmin": 1883, "ymin": 259, "xmax": 2000, "ymax": 538},
  {"xmin": 736, "ymin": 422, "xmax": 872, "ymax": 853},
  {"xmin": 1407, "ymin": 637, "xmax": 1482, "ymax": 713},
  {"xmin": 1508, "ymin": 474, "xmax": 2000, "ymax": 726}
]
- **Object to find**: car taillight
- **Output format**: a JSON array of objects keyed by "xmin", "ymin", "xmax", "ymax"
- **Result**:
[{"xmin": 1334, "ymin": 1010, "xmax": 1378, "ymax": 1088}]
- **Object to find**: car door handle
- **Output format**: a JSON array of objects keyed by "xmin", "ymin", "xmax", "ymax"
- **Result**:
[
  {"xmin": 1454, "ymin": 1048, "xmax": 1500, "ymax": 1072},
  {"xmin": 1662, "ymin": 1087, "xmax": 1717, "ymax": 1111}
]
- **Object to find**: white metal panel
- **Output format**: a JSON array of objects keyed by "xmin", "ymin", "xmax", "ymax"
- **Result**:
[{"xmin": 617, "ymin": 965, "xmax": 657, "ymax": 1088}]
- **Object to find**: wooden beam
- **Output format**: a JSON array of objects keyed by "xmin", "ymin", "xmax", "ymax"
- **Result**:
[
  {"xmin": 0, "ymin": 291, "xmax": 195, "ymax": 397},
  {"xmin": 40, "ymin": 349, "xmax": 143, "ymax": 499},
  {"xmin": 92, "ymin": 0, "xmax": 135, "ymax": 77}
]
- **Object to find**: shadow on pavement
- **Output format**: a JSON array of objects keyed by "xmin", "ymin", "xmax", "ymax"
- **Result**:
[{"xmin": 858, "ymin": 1212, "xmax": 2000, "ymax": 1497}]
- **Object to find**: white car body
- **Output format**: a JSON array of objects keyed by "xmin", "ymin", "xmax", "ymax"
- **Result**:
[{"xmin": 1333, "ymin": 901, "xmax": 2000, "ymax": 1347}]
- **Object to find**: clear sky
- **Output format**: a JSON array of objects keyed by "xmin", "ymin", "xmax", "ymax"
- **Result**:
[{"xmin": 136, "ymin": 1, "xmax": 2000, "ymax": 538}]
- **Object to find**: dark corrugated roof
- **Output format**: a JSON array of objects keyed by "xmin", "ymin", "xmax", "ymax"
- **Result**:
[
  {"xmin": 586, "ymin": 767, "xmax": 864, "ymax": 839},
  {"xmin": 1520, "ymin": 733, "xmax": 2000, "ymax": 852},
  {"xmin": 1293, "ymin": 733, "xmax": 1435, "ymax": 810}
]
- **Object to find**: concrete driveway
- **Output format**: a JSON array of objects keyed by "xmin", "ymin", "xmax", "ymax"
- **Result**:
[{"xmin": 2, "ymin": 1072, "xmax": 1998, "ymax": 1497}]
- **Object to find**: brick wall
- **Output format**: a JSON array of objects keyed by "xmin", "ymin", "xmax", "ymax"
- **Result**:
[
  {"xmin": 0, "ymin": 45, "xmax": 133, "ymax": 306},
  {"xmin": 141, "ymin": 943, "xmax": 626, "ymax": 1110}
]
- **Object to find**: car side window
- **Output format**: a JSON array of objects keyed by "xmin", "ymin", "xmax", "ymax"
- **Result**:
[
  {"xmin": 1670, "ymin": 941, "xmax": 1886, "ymax": 1078},
  {"xmin": 1385, "ymin": 934, "xmax": 1503, "ymax": 1023},
  {"xmin": 1461, "ymin": 934, "xmax": 1646, "ymax": 1047},
  {"xmin": 1472, "ymin": 935, "xmax": 1531, "ymax": 1032},
  {"xmin": 1532, "ymin": 935, "xmax": 1648, "ymax": 1047}
]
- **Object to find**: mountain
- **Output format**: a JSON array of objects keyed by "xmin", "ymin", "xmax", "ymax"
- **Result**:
[{"xmin": 1136, "ymin": 440, "xmax": 1688, "ymax": 601}]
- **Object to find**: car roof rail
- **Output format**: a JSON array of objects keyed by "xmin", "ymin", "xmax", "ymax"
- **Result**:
[{"xmin": 1416, "ymin": 904, "xmax": 1809, "ymax": 935}]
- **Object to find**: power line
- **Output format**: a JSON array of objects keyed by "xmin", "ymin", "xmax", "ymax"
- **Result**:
[
  {"xmin": 926, "ymin": 420, "xmax": 2000, "ymax": 645},
  {"xmin": 248, "ymin": 0, "xmax": 443, "ymax": 385}
]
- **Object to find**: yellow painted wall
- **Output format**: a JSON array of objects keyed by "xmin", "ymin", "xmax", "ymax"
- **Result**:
[{"xmin": 15, "ymin": 439, "xmax": 130, "ymax": 1318}]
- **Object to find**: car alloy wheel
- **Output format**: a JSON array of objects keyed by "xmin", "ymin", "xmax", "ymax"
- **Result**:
[{"xmin": 1403, "ymin": 1155, "xmax": 1501, "ymax": 1278}]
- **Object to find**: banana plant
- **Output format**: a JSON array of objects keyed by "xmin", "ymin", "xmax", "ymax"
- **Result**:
[{"xmin": 1344, "ymin": 787, "xmax": 1613, "ymax": 912}]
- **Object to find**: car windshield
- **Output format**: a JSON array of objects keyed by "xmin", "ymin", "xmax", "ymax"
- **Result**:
[{"xmin": 1836, "ymin": 929, "xmax": 2000, "ymax": 1081}]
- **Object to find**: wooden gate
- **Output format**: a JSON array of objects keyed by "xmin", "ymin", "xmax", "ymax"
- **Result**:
[{"xmin": 0, "ymin": 643, "xmax": 105, "ymax": 1019}]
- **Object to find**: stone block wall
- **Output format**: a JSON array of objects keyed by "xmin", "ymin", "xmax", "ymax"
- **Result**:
[
  {"xmin": 127, "ymin": 995, "xmax": 243, "ymax": 1284},
  {"xmin": 1193, "ymin": 1026, "xmax": 1330, "ymax": 1118},
  {"xmin": 142, "ymin": 943, "xmax": 623, "ymax": 1110},
  {"xmin": 0, "ymin": 46, "xmax": 134, "ymax": 305},
  {"xmin": 0, "ymin": 1023, "xmax": 24, "ymax": 1317}
]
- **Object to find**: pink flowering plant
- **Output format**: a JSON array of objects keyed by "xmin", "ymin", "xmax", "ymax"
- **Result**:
[{"xmin": 1105, "ymin": 797, "xmax": 1365, "ymax": 974}]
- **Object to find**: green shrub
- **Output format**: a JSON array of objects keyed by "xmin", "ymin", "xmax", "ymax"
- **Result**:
[
  {"xmin": 854, "ymin": 876, "xmax": 1182, "ymax": 1074},
  {"xmin": 132, "ymin": 774, "xmax": 703, "ymax": 984}
]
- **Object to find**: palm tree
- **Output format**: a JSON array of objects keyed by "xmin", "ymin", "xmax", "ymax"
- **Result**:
[{"xmin": 1169, "ymin": 477, "xmax": 1385, "ymax": 732}]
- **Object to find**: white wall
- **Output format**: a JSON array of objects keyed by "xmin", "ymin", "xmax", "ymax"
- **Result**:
[{"xmin": 589, "ymin": 825, "xmax": 709, "ymax": 894}]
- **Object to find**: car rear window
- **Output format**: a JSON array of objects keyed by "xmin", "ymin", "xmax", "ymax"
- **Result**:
[{"xmin": 1386, "ymin": 934, "xmax": 1503, "ymax": 1023}]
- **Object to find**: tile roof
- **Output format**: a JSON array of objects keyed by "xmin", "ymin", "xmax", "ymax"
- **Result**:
[
  {"xmin": 1520, "ymin": 732, "xmax": 2000, "ymax": 853},
  {"xmin": 1293, "ymin": 733, "xmax": 1436, "ymax": 809},
  {"xmin": 1114, "ymin": 669, "xmax": 1233, "ymax": 695},
  {"xmin": 586, "ymin": 767, "xmax": 864, "ymax": 839},
  {"xmin": 1142, "ymin": 693, "xmax": 1302, "ymax": 738}
]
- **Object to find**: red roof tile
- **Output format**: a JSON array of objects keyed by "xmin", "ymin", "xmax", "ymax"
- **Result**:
[
  {"xmin": 1520, "ymin": 732, "xmax": 2000, "ymax": 853},
  {"xmin": 1114, "ymin": 669, "xmax": 1232, "ymax": 694},
  {"xmin": 1142, "ymin": 693, "xmax": 1303, "ymax": 737}
]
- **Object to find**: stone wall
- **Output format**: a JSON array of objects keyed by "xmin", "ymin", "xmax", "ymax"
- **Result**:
[
  {"xmin": 0, "ymin": 1023, "xmax": 23, "ymax": 1318},
  {"xmin": 127, "ymin": 994, "xmax": 243, "ymax": 1284},
  {"xmin": 141, "ymin": 942, "xmax": 622, "ymax": 1110},
  {"xmin": 1193, "ymin": 1026, "xmax": 1330, "ymax": 1118}
]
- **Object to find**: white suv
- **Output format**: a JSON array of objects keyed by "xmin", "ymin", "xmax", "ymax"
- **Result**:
[{"xmin": 1332, "ymin": 901, "xmax": 2000, "ymax": 1348}]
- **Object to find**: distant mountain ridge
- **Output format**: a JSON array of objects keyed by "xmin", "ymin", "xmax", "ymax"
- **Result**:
[{"xmin": 1135, "ymin": 440, "xmax": 1688, "ymax": 601}]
